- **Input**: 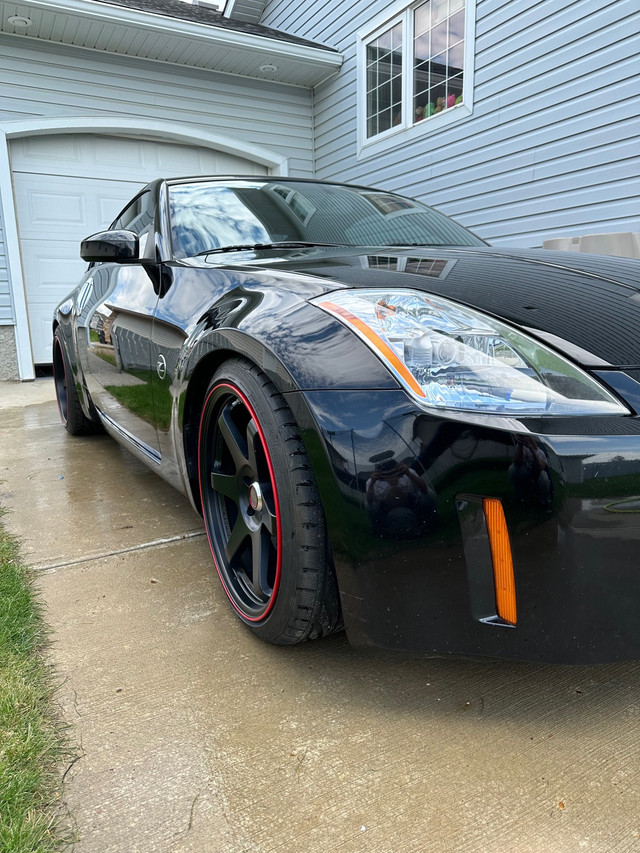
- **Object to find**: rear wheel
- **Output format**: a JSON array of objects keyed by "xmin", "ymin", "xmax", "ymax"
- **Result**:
[
  {"xmin": 198, "ymin": 359, "xmax": 342, "ymax": 644},
  {"xmin": 53, "ymin": 328, "xmax": 97, "ymax": 435}
]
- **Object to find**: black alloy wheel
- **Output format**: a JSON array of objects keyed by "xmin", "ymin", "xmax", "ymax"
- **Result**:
[
  {"xmin": 201, "ymin": 380, "xmax": 280, "ymax": 620},
  {"xmin": 53, "ymin": 328, "xmax": 97, "ymax": 435},
  {"xmin": 198, "ymin": 359, "xmax": 342, "ymax": 644}
]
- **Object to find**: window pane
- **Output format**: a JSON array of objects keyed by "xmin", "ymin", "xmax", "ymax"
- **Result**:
[
  {"xmin": 446, "ymin": 73, "xmax": 464, "ymax": 103},
  {"xmin": 431, "ymin": 0, "xmax": 448, "ymax": 25},
  {"xmin": 414, "ymin": 31, "xmax": 430, "ymax": 66},
  {"xmin": 448, "ymin": 40, "xmax": 465, "ymax": 73},
  {"xmin": 449, "ymin": 8, "xmax": 465, "ymax": 43},
  {"xmin": 413, "ymin": 0, "xmax": 465, "ymax": 124},
  {"xmin": 377, "ymin": 28, "xmax": 394, "ymax": 52},
  {"xmin": 366, "ymin": 23, "xmax": 403, "ymax": 138},
  {"xmin": 430, "ymin": 20, "xmax": 447, "ymax": 55},
  {"xmin": 414, "ymin": 3, "xmax": 431, "ymax": 36}
]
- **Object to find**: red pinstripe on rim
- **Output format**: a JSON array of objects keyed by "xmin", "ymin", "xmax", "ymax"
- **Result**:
[{"xmin": 198, "ymin": 382, "xmax": 282, "ymax": 622}]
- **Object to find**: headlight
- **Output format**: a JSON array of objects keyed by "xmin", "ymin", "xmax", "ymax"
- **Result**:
[{"xmin": 313, "ymin": 289, "xmax": 628, "ymax": 416}]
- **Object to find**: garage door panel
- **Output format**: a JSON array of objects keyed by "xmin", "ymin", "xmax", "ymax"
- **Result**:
[
  {"xmin": 20, "ymin": 240, "xmax": 86, "ymax": 303},
  {"xmin": 13, "ymin": 135, "xmax": 84, "ymax": 169},
  {"xmin": 211, "ymin": 151, "xmax": 265, "ymax": 174},
  {"xmin": 27, "ymin": 305, "xmax": 57, "ymax": 364},
  {"xmin": 97, "ymin": 192, "xmax": 137, "ymax": 228},
  {"xmin": 91, "ymin": 136, "xmax": 147, "ymax": 171},
  {"xmin": 26, "ymin": 188, "xmax": 86, "ymax": 229},
  {"xmin": 157, "ymin": 143, "xmax": 204, "ymax": 175}
]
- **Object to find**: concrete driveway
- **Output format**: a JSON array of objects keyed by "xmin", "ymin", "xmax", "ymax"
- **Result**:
[{"xmin": 2, "ymin": 380, "xmax": 640, "ymax": 853}]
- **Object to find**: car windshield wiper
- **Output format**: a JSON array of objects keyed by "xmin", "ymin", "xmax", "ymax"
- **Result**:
[{"xmin": 196, "ymin": 241, "xmax": 347, "ymax": 257}]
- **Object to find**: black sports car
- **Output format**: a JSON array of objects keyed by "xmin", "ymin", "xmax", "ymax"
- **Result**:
[{"xmin": 52, "ymin": 176, "xmax": 640, "ymax": 663}]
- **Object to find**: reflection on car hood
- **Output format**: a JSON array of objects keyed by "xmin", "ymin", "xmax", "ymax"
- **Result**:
[{"xmin": 202, "ymin": 245, "xmax": 640, "ymax": 368}]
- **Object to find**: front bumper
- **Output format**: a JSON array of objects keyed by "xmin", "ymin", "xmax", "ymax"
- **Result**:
[{"xmin": 287, "ymin": 389, "xmax": 640, "ymax": 664}]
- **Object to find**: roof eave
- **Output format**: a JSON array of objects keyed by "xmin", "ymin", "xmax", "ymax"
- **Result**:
[{"xmin": 18, "ymin": 0, "xmax": 343, "ymax": 79}]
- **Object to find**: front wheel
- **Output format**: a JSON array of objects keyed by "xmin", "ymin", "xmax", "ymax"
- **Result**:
[{"xmin": 198, "ymin": 359, "xmax": 342, "ymax": 644}]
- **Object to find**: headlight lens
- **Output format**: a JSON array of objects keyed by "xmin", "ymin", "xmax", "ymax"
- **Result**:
[{"xmin": 313, "ymin": 289, "xmax": 628, "ymax": 416}]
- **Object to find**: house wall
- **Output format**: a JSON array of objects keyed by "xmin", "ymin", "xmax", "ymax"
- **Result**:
[
  {"xmin": 261, "ymin": 0, "xmax": 640, "ymax": 248},
  {"xmin": 0, "ymin": 206, "xmax": 10, "ymax": 325},
  {"xmin": 0, "ymin": 34, "xmax": 314, "ymax": 376}
]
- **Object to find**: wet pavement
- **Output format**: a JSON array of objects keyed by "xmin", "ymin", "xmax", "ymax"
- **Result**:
[{"xmin": 2, "ymin": 379, "xmax": 640, "ymax": 852}]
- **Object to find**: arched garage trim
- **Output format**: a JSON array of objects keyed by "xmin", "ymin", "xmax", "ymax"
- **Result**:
[
  {"xmin": 0, "ymin": 117, "xmax": 289, "ymax": 379},
  {"xmin": 2, "ymin": 117, "xmax": 289, "ymax": 173}
]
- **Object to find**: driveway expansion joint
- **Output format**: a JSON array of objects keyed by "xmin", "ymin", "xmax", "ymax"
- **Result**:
[{"xmin": 34, "ymin": 531, "xmax": 206, "ymax": 573}]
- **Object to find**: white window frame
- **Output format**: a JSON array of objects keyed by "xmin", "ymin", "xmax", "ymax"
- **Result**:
[{"xmin": 357, "ymin": 0, "xmax": 476, "ymax": 159}]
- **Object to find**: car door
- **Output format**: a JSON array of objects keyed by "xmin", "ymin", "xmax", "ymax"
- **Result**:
[{"xmin": 81, "ymin": 190, "xmax": 162, "ymax": 459}]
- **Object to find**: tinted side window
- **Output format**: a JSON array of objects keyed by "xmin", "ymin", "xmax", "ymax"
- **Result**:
[
  {"xmin": 112, "ymin": 191, "xmax": 154, "ymax": 236},
  {"xmin": 111, "ymin": 191, "xmax": 155, "ymax": 257}
]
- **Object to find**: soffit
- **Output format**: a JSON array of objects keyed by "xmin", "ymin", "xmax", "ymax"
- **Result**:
[{"xmin": 0, "ymin": 0, "xmax": 342, "ymax": 86}]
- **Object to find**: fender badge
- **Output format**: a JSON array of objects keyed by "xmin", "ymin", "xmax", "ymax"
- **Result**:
[{"xmin": 156, "ymin": 354, "xmax": 167, "ymax": 380}]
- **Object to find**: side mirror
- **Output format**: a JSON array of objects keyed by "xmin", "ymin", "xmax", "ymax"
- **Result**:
[{"xmin": 80, "ymin": 230, "xmax": 139, "ymax": 263}]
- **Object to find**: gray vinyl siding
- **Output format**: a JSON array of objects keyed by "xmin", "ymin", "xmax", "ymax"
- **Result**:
[
  {"xmin": 226, "ymin": 0, "xmax": 267, "ymax": 24},
  {"xmin": 262, "ymin": 0, "xmax": 640, "ymax": 248},
  {"xmin": 0, "ymin": 215, "xmax": 12, "ymax": 324}
]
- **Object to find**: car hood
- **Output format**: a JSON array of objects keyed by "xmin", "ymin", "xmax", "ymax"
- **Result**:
[{"xmin": 204, "ymin": 245, "xmax": 640, "ymax": 368}]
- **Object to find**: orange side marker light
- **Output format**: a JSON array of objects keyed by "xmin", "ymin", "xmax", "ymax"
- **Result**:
[{"xmin": 483, "ymin": 498, "xmax": 517, "ymax": 625}]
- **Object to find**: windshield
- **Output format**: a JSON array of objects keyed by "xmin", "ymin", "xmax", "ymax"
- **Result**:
[{"xmin": 167, "ymin": 179, "xmax": 485, "ymax": 259}]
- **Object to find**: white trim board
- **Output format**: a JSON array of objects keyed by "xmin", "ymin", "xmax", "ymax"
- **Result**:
[{"xmin": 0, "ymin": 131, "xmax": 34, "ymax": 380}]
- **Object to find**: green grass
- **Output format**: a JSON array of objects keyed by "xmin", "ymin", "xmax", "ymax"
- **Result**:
[
  {"xmin": 0, "ymin": 521, "xmax": 72, "ymax": 852},
  {"xmin": 94, "ymin": 348, "xmax": 117, "ymax": 367}
]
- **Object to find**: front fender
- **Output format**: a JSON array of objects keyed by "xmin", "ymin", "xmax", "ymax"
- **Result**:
[
  {"xmin": 180, "ymin": 285, "xmax": 398, "ymax": 392},
  {"xmin": 171, "ymin": 285, "xmax": 399, "ymax": 512}
]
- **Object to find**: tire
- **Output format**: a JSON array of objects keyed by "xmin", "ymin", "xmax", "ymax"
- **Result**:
[
  {"xmin": 53, "ymin": 328, "xmax": 98, "ymax": 435},
  {"xmin": 198, "ymin": 358, "xmax": 342, "ymax": 644}
]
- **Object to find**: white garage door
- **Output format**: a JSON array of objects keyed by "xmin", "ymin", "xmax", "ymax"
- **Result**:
[{"xmin": 11, "ymin": 133, "xmax": 267, "ymax": 364}]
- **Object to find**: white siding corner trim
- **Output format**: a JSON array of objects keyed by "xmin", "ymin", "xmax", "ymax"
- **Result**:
[
  {"xmin": 0, "ymin": 131, "xmax": 33, "ymax": 380},
  {"xmin": 0, "ymin": 116, "xmax": 290, "ymax": 380}
]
